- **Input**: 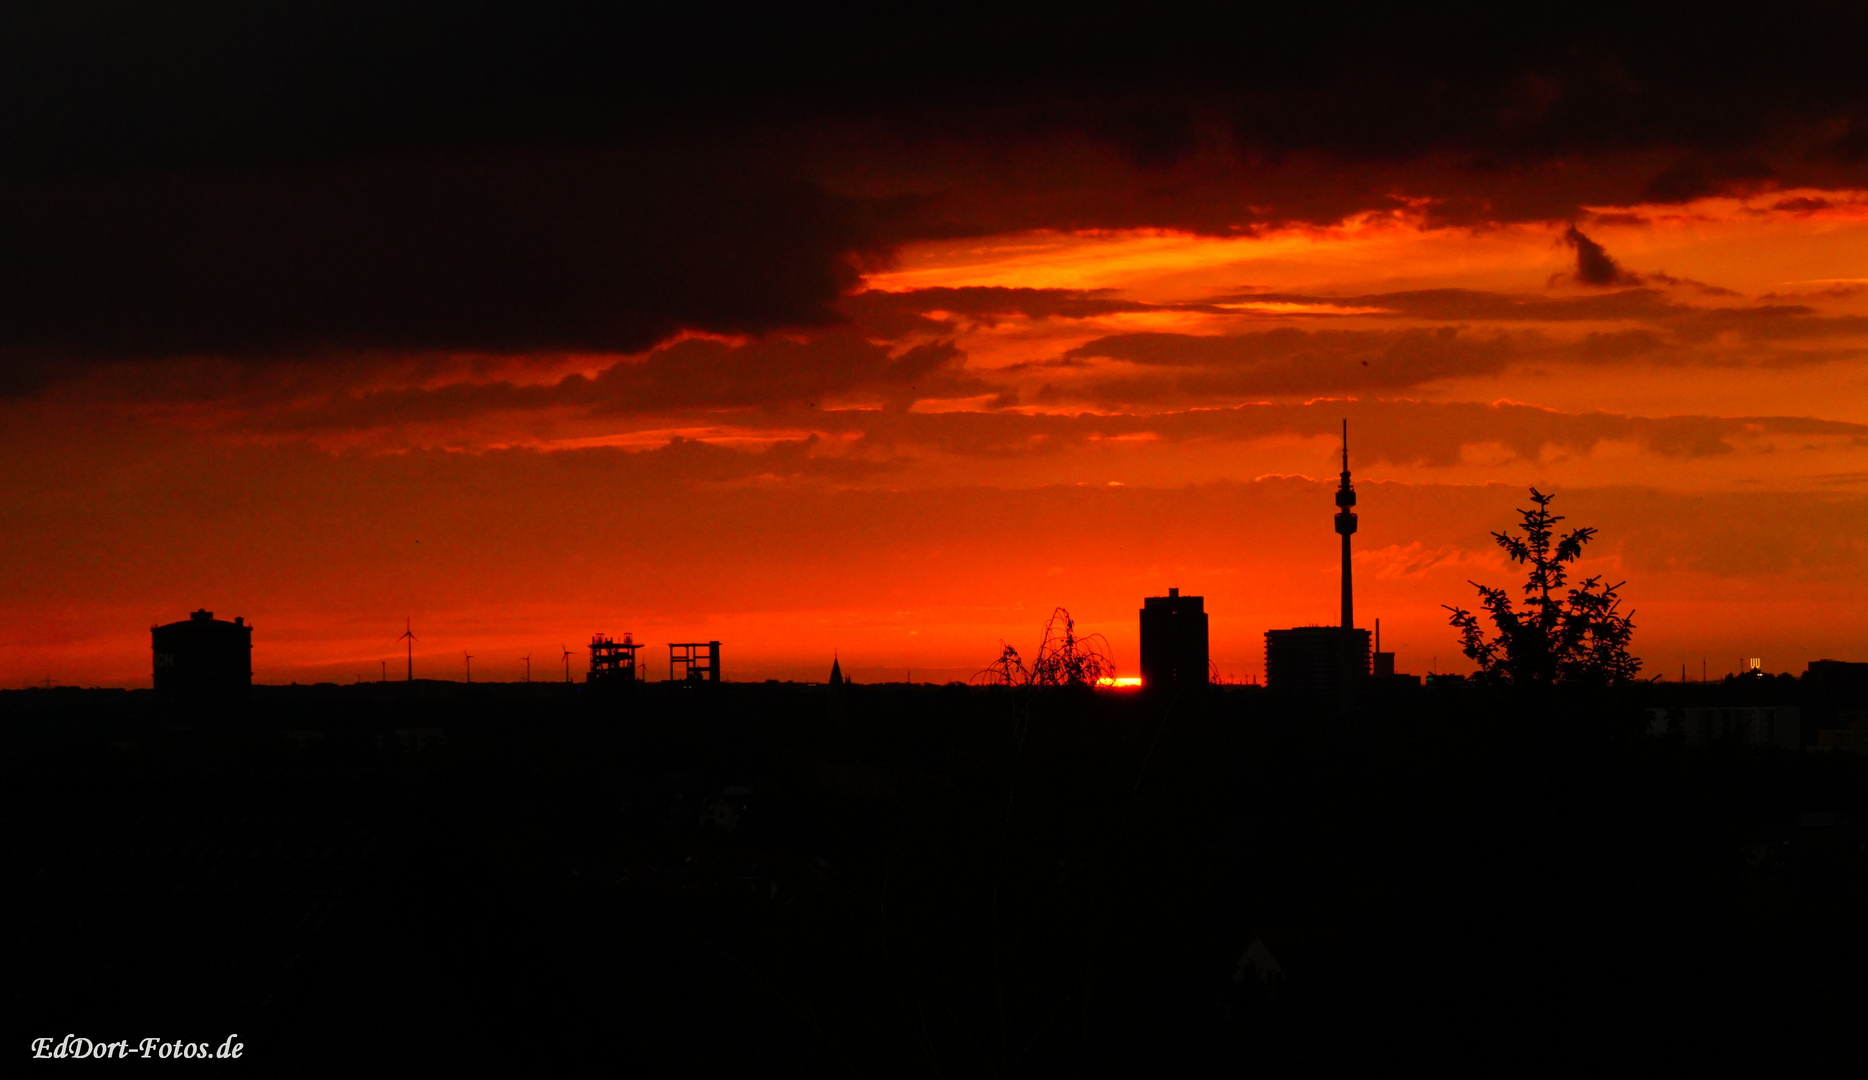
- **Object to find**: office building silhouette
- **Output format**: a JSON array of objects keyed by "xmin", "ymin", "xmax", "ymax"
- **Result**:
[{"xmin": 1265, "ymin": 626, "xmax": 1371, "ymax": 695}]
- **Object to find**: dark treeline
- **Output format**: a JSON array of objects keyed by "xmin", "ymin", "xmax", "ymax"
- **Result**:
[{"xmin": 4, "ymin": 680, "xmax": 1867, "ymax": 1073}]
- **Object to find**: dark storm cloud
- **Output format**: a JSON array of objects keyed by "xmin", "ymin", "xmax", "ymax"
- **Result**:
[
  {"xmin": 5, "ymin": 1, "xmax": 1868, "ymax": 387},
  {"xmin": 1221, "ymin": 289, "xmax": 1690, "ymax": 321},
  {"xmin": 836, "ymin": 286, "xmax": 1247, "ymax": 340},
  {"xmin": 11, "ymin": 4, "xmax": 1862, "ymax": 179},
  {"xmin": 821, "ymin": 401, "xmax": 1868, "ymax": 469},
  {"xmin": 629, "ymin": 435, "xmax": 894, "ymax": 485},
  {"xmin": 1562, "ymin": 226, "xmax": 1639, "ymax": 286},
  {"xmin": 0, "ymin": 149, "xmax": 887, "ymax": 391},
  {"xmin": 841, "ymin": 287, "xmax": 1172, "ymax": 332},
  {"xmin": 232, "ymin": 332, "xmax": 982, "ymax": 435},
  {"xmin": 219, "ymin": 296, "xmax": 1868, "ymax": 436},
  {"xmin": 1218, "ymin": 288, "xmax": 1868, "ymax": 343},
  {"xmin": 582, "ymin": 336, "xmax": 978, "ymax": 415},
  {"xmin": 1061, "ymin": 327, "xmax": 1517, "ymax": 398},
  {"xmin": 1048, "ymin": 297, "xmax": 1868, "ymax": 403}
]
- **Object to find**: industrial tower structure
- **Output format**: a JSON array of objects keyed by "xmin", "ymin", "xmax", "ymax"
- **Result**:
[{"xmin": 588, "ymin": 633, "xmax": 643, "ymax": 684}]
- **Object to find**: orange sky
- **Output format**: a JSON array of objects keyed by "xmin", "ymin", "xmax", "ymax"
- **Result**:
[{"xmin": 7, "ymin": 189, "xmax": 1868, "ymax": 687}]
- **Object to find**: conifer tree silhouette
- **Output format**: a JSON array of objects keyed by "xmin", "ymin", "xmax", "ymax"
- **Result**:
[{"xmin": 1444, "ymin": 488, "xmax": 1640, "ymax": 686}]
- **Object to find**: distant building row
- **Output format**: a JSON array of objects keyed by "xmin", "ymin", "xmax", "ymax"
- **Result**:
[
  {"xmin": 1134, "ymin": 594, "xmax": 1410, "ymax": 693},
  {"xmin": 1135, "ymin": 422, "xmax": 1415, "ymax": 695}
]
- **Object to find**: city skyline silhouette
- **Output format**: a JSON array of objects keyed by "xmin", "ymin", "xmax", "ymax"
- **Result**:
[{"xmin": 7, "ymin": 6, "xmax": 1868, "ymax": 1072}]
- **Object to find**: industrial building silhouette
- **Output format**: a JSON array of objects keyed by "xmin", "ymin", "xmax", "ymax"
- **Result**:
[{"xmin": 669, "ymin": 641, "xmax": 721, "ymax": 683}]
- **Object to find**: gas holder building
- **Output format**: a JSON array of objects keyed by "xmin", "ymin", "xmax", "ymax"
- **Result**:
[{"xmin": 151, "ymin": 609, "xmax": 253, "ymax": 699}]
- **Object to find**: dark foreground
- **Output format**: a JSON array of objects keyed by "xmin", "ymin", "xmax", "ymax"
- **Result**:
[{"xmin": 5, "ymin": 681, "xmax": 1867, "ymax": 1074}]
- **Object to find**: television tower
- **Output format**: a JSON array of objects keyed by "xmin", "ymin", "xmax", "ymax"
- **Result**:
[{"xmin": 1335, "ymin": 420, "xmax": 1356, "ymax": 630}]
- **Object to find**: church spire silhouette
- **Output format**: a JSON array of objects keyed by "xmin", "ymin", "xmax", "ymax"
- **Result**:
[{"xmin": 829, "ymin": 653, "xmax": 844, "ymax": 687}]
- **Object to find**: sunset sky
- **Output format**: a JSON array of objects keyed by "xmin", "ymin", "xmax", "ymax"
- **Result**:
[{"xmin": 7, "ymin": 4, "xmax": 1868, "ymax": 686}]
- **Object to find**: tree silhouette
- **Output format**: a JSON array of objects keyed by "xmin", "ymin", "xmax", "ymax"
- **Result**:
[
  {"xmin": 1444, "ymin": 488, "xmax": 1640, "ymax": 687},
  {"xmin": 973, "ymin": 640, "xmax": 1030, "ymax": 687},
  {"xmin": 1028, "ymin": 608, "xmax": 1114, "ymax": 687}
]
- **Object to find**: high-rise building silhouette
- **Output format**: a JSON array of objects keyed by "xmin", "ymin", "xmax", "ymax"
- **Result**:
[
  {"xmin": 1265, "ymin": 625, "xmax": 1370, "ymax": 696},
  {"xmin": 1140, "ymin": 588, "xmax": 1209, "ymax": 688}
]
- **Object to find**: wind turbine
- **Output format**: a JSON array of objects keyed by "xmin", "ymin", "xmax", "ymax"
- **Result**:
[
  {"xmin": 522, "ymin": 655, "xmax": 531, "ymax": 683},
  {"xmin": 399, "ymin": 618, "xmax": 417, "ymax": 682},
  {"xmin": 561, "ymin": 643, "xmax": 573, "ymax": 684},
  {"xmin": 464, "ymin": 651, "xmax": 473, "ymax": 684}
]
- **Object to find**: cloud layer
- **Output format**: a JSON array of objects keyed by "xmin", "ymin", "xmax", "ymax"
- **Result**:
[{"xmin": 5, "ymin": 3, "xmax": 1868, "ymax": 380}]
